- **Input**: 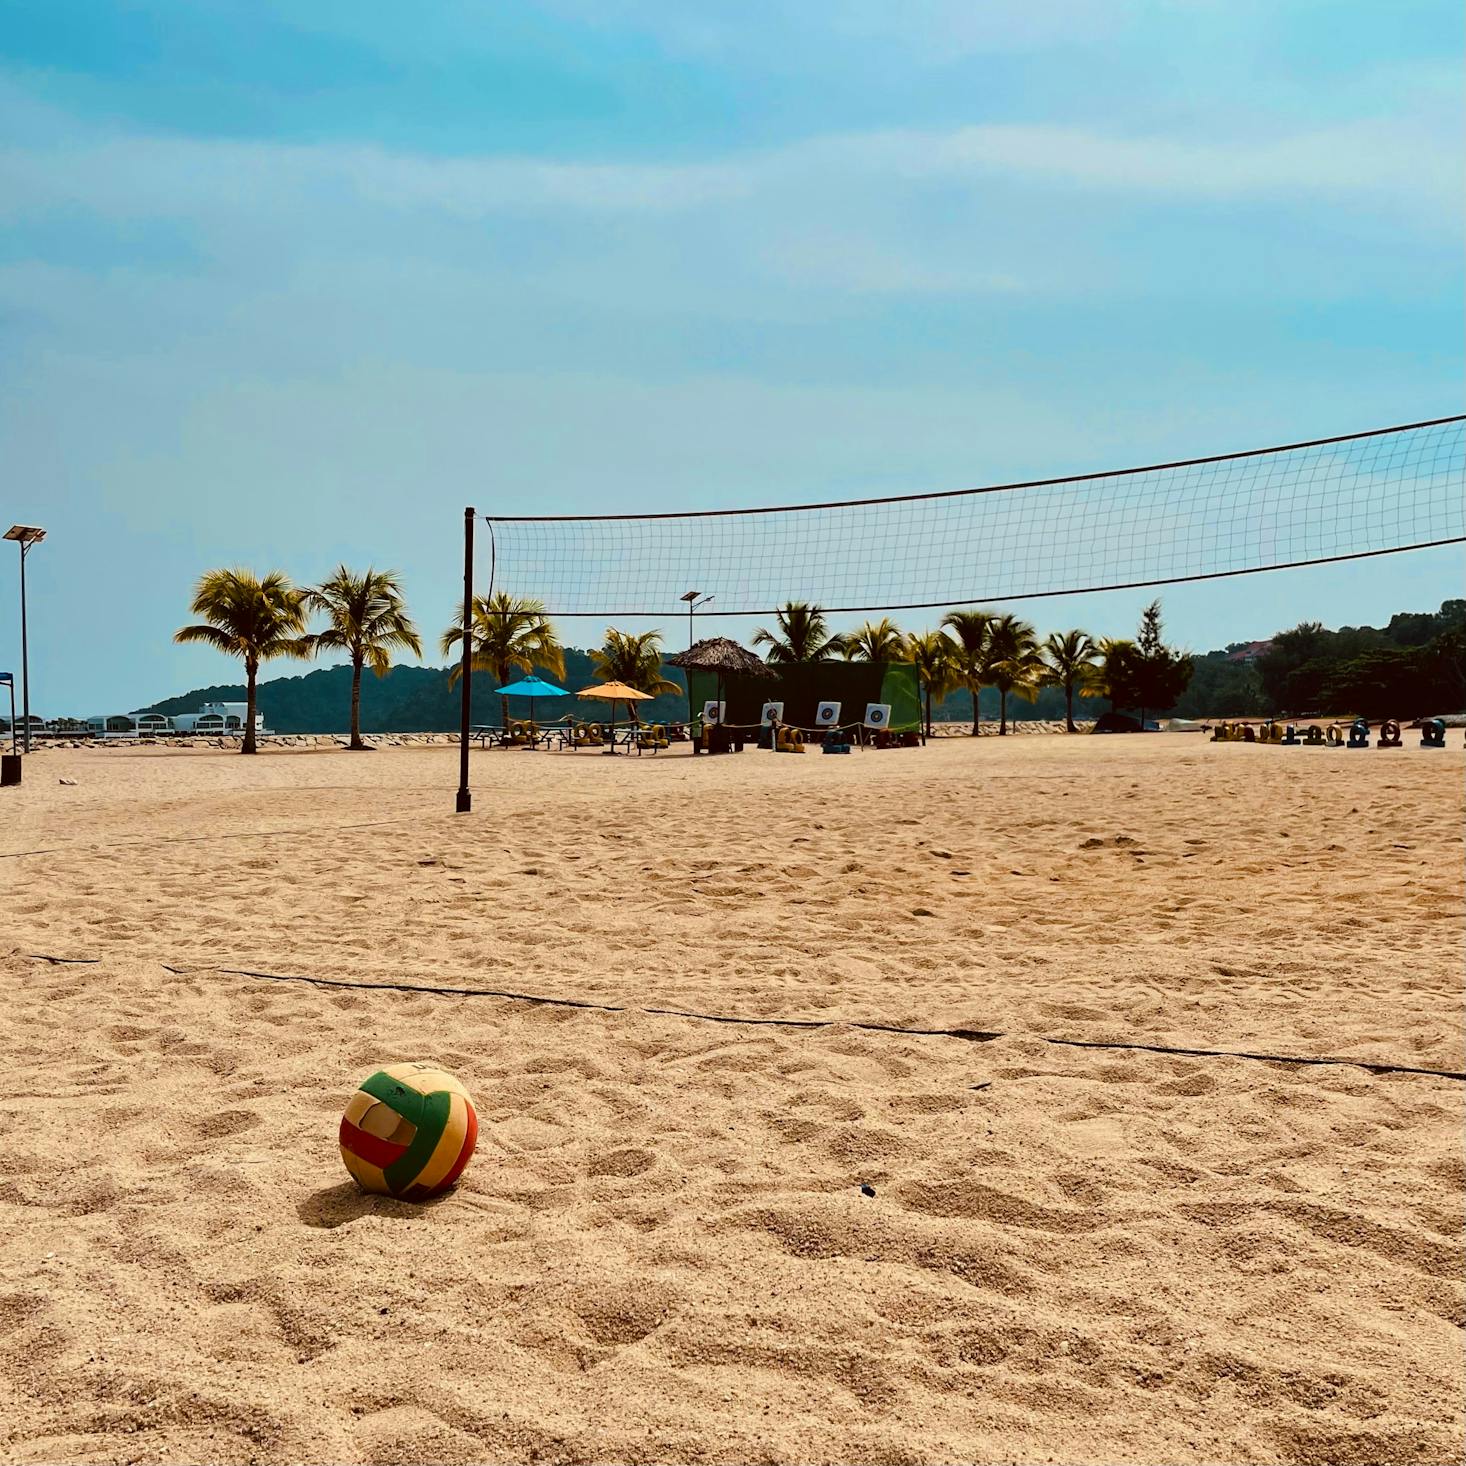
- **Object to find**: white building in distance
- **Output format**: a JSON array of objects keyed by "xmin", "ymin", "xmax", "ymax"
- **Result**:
[{"xmin": 84, "ymin": 702, "xmax": 268, "ymax": 737}]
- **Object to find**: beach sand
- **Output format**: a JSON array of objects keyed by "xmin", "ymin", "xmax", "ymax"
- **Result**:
[{"xmin": 2, "ymin": 735, "xmax": 1462, "ymax": 1464}]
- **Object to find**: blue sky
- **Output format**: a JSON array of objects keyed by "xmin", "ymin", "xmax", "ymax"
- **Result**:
[{"xmin": 1, "ymin": 1, "xmax": 1461, "ymax": 713}]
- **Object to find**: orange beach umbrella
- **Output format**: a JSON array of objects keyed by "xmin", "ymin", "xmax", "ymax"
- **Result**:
[
  {"xmin": 577, "ymin": 681, "xmax": 653, "ymax": 705},
  {"xmin": 576, "ymin": 681, "xmax": 653, "ymax": 754}
]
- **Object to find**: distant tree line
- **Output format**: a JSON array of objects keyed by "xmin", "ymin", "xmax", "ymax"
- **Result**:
[
  {"xmin": 153, "ymin": 568, "xmax": 1461, "ymax": 747},
  {"xmin": 1172, "ymin": 599, "xmax": 1465, "ymax": 721}
]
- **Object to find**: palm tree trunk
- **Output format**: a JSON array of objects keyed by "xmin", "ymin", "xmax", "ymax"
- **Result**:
[
  {"xmin": 924, "ymin": 686, "xmax": 931, "ymax": 742},
  {"xmin": 970, "ymin": 681, "xmax": 980, "ymax": 737},
  {"xmin": 350, "ymin": 657, "xmax": 364, "ymax": 750},
  {"xmin": 243, "ymin": 658, "xmax": 258, "ymax": 755},
  {"xmin": 1065, "ymin": 682, "xmax": 1076, "ymax": 734},
  {"xmin": 999, "ymin": 686, "xmax": 1008, "ymax": 736}
]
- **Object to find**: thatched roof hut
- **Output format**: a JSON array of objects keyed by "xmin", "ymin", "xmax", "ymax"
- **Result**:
[{"xmin": 667, "ymin": 637, "xmax": 772, "ymax": 677}]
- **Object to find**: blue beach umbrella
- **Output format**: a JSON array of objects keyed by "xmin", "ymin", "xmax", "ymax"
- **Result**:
[{"xmin": 494, "ymin": 674, "xmax": 571, "ymax": 728}]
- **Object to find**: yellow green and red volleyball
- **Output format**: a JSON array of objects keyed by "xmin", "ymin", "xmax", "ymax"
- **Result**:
[{"xmin": 339, "ymin": 1063, "xmax": 478, "ymax": 1200}]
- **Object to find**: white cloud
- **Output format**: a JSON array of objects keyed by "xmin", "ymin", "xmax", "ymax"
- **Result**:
[
  {"xmin": 875, "ymin": 119, "xmax": 1459, "ymax": 210},
  {"xmin": 1, "ymin": 72, "xmax": 1457, "ymax": 244}
]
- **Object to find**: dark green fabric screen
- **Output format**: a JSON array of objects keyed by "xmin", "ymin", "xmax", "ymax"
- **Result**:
[{"xmin": 687, "ymin": 662, "xmax": 921, "ymax": 732}]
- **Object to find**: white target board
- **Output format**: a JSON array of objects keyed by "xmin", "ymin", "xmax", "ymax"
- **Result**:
[
  {"xmin": 702, "ymin": 700, "xmax": 725, "ymax": 725},
  {"xmin": 864, "ymin": 703, "xmax": 891, "ymax": 729},
  {"xmin": 814, "ymin": 701, "xmax": 841, "ymax": 727},
  {"xmin": 760, "ymin": 701, "xmax": 784, "ymax": 727}
]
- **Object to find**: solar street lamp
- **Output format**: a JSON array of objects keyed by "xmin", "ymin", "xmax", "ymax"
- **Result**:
[
  {"xmin": 680, "ymin": 588, "xmax": 714, "ymax": 650},
  {"xmin": 4, "ymin": 526, "xmax": 45, "ymax": 754}
]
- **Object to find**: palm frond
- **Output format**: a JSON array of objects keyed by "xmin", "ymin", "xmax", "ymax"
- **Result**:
[
  {"xmin": 441, "ymin": 592, "xmax": 562, "ymax": 688},
  {"xmin": 752, "ymin": 602, "xmax": 842, "ymax": 664},
  {"xmin": 175, "ymin": 568, "xmax": 309, "ymax": 676},
  {"xmin": 940, "ymin": 609, "xmax": 993, "ymax": 655},
  {"xmin": 592, "ymin": 628, "xmax": 678, "ymax": 695},
  {"xmin": 842, "ymin": 617, "xmax": 906, "ymax": 662},
  {"xmin": 173, "ymin": 624, "xmax": 240, "ymax": 654}
]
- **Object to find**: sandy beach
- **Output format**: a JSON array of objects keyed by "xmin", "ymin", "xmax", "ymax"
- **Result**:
[{"xmin": 2, "ymin": 734, "xmax": 1462, "ymax": 1464}]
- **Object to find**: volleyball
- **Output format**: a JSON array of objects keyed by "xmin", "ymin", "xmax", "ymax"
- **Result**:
[{"xmin": 339, "ymin": 1063, "xmax": 478, "ymax": 1201}]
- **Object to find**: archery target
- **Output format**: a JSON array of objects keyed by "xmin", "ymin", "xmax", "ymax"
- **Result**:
[
  {"xmin": 864, "ymin": 703, "xmax": 891, "ymax": 729},
  {"xmin": 814, "ymin": 701, "xmax": 841, "ymax": 727},
  {"xmin": 702, "ymin": 700, "xmax": 725, "ymax": 725},
  {"xmin": 760, "ymin": 702, "xmax": 784, "ymax": 726}
]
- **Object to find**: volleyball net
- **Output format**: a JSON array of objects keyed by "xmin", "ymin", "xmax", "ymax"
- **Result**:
[{"xmin": 478, "ymin": 416, "xmax": 1465, "ymax": 617}]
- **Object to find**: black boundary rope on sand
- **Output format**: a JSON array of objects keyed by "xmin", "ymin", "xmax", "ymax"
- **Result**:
[{"xmin": 25, "ymin": 953, "xmax": 1464, "ymax": 1083}]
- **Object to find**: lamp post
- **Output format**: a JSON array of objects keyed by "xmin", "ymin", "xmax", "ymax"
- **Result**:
[
  {"xmin": 680, "ymin": 589, "xmax": 713, "ymax": 650},
  {"xmin": 4, "ymin": 526, "xmax": 45, "ymax": 755},
  {"xmin": 680, "ymin": 589, "xmax": 714, "ymax": 729}
]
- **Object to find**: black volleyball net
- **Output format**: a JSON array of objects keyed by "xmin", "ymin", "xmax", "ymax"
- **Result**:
[{"xmin": 479, "ymin": 416, "xmax": 1465, "ymax": 618}]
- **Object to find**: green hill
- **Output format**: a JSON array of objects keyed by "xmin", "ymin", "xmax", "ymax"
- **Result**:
[{"xmin": 136, "ymin": 650, "xmax": 691, "ymax": 734}]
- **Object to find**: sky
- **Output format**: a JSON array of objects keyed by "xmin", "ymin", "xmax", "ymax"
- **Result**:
[{"xmin": 1, "ymin": 0, "xmax": 1461, "ymax": 715}]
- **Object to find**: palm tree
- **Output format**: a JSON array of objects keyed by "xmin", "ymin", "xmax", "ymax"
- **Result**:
[
  {"xmin": 751, "ymin": 602, "xmax": 845, "ymax": 663},
  {"xmin": 440, "ymin": 592, "xmax": 564, "ymax": 732},
  {"xmin": 591, "ymin": 628, "xmax": 679, "ymax": 723},
  {"xmin": 940, "ymin": 608, "xmax": 993, "ymax": 735},
  {"xmin": 986, "ymin": 613, "xmax": 1041, "ymax": 735},
  {"xmin": 906, "ymin": 630, "xmax": 957, "ymax": 741},
  {"xmin": 1040, "ymin": 629, "xmax": 1098, "ymax": 733},
  {"xmin": 174, "ymin": 569, "xmax": 312, "ymax": 754},
  {"xmin": 841, "ymin": 617, "xmax": 906, "ymax": 662},
  {"xmin": 305, "ymin": 566, "xmax": 422, "ymax": 751}
]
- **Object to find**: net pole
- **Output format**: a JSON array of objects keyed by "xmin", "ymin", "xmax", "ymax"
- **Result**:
[{"xmin": 455, "ymin": 506, "xmax": 474, "ymax": 814}]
